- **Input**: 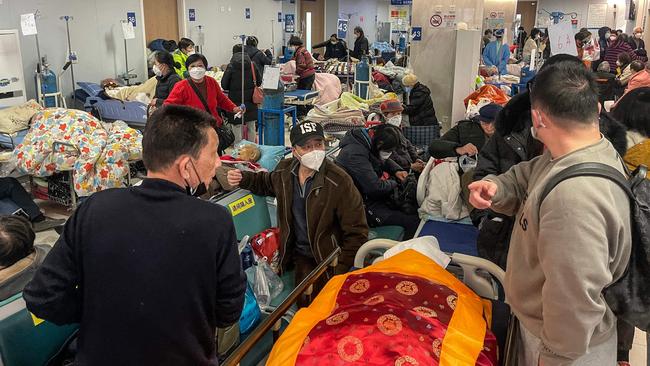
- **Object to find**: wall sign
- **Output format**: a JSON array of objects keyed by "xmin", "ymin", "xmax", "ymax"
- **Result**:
[
  {"xmin": 337, "ymin": 19, "xmax": 348, "ymax": 39},
  {"xmin": 189, "ymin": 9, "xmax": 196, "ymax": 21},
  {"xmin": 411, "ymin": 26, "xmax": 422, "ymax": 41},
  {"xmin": 430, "ymin": 14, "xmax": 442, "ymax": 28},
  {"xmin": 127, "ymin": 12, "xmax": 136, "ymax": 27},
  {"xmin": 285, "ymin": 14, "xmax": 295, "ymax": 32},
  {"xmin": 548, "ymin": 20, "xmax": 578, "ymax": 57},
  {"xmin": 245, "ymin": 8, "xmax": 251, "ymax": 20}
]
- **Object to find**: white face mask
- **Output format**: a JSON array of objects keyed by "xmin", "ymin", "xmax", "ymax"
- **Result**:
[
  {"xmin": 379, "ymin": 151, "xmax": 392, "ymax": 160},
  {"xmin": 636, "ymin": 33, "xmax": 643, "ymax": 39},
  {"xmin": 187, "ymin": 49, "xmax": 196, "ymax": 56},
  {"xmin": 189, "ymin": 67, "xmax": 206, "ymax": 80},
  {"xmin": 387, "ymin": 115, "xmax": 402, "ymax": 127},
  {"xmin": 298, "ymin": 149, "xmax": 326, "ymax": 171},
  {"xmin": 153, "ymin": 64, "xmax": 163, "ymax": 77},
  {"xmin": 605, "ymin": 32, "xmax": 612, "ymax": 39}
]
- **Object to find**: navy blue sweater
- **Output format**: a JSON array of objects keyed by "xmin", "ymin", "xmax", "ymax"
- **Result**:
[{"xmin": 24, "ymin": 179, "xmax": 246, "ymax": 366}]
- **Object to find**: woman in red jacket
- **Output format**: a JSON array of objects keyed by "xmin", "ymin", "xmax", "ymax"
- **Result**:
[
  {"xmin": 288, "ymin": 36, "xmax": 316, "ymax": 90},
  {"xmin": 165, "ymin": 53, "xmax": 242, "ymax": 127}
]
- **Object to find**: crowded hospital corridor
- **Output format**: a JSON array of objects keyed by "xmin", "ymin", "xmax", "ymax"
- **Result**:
[{"xmin": 1, "ymin": 0, "xmax": 650, "ymax": 365}]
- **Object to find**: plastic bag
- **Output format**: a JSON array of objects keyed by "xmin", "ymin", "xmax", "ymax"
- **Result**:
[
  {"xmin": 463, "ymin": 84, "xmax": 509, "ymax": 108},
  {"xmin": 250, "ymin": 228, "xmax": 281, "ymax": 273},
  {"xmin": 253, "ymin": 257, "xmax": 284, "ymax": 309},
  {"xmin": 239, "ymin": 283, "xmax": 261, "ymax": 335}
]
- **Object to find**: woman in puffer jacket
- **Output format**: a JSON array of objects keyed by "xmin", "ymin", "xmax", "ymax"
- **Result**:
[{"xmin": 609, "ymin": 87, "xmax": 650, "ymax": 366}]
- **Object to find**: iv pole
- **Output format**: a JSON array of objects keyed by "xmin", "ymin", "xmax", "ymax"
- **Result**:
[{"xmin": 59, "ymin": 16, "xmax": 76, "ymax": 103}]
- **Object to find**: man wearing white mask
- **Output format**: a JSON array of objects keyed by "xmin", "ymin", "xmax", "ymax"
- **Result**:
[{"xmin": 227, "ymin": 121, "xmax": 368, "ymax": 306}]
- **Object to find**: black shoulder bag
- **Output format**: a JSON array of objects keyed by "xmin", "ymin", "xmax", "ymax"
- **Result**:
[{"xmin": 187, "ymin": 80, "xmax": 235, "ymax": 154}]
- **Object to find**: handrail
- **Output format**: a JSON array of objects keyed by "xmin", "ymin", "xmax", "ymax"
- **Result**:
[{"xmin": 223, "ymin": 247, "xmax": 341, "ymax": 366}]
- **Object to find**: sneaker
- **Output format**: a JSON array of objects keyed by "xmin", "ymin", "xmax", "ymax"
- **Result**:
[{"xmin": 33, "ymin": 217, "xmax": 66, "ymax": 233}]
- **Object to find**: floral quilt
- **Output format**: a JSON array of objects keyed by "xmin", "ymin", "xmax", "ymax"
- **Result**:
[{"xmin": 14, "ymin": 108, "xmax": 142, "ymax": 196}]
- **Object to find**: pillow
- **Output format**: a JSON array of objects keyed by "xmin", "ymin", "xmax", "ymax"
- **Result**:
[
  {"xmin": 76, "ymin": 82, "xmax": 103, "ymax": 97},
  {"xmin": 234, "ymin": 141, "xmax": 288, "ymax": 171},
  {"xmin": 0, "ymin": 100, "xmax": 43, "ymax": 134}
]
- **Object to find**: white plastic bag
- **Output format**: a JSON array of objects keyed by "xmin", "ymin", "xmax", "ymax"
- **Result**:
[{"xmin": 252, "ymin": 256, "xmax": 284, "ymax": 309}]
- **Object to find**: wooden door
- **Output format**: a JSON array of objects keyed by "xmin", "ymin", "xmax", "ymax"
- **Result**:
[
  {"xmin": 143, "ymin": 0, "xmax": 179, "ymax": 44},
  {"xmin": 301, "ymin": 0, "xmax": 325, "ymax": 51},
  {"xmin": 517, "ymin": 1, "xmax": 538, "ymax": 32}
]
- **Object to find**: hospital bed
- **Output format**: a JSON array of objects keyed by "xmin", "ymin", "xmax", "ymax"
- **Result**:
[
  {"xmin": 283, "ymin": 90, "xmax": 320, "ymax": 106},
  {"xmin": 0, "ymin": 130, "xmax": 28, "ymax": 150},
  {"xmin": 222, "ymin": 237, "xmax": 517, "ymax": 366},
  {"xmin": 76, "ymin": 82, "xmax": 148, "ymax": 128}
]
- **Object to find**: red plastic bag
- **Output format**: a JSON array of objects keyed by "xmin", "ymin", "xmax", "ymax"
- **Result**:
[{"xmin": 250, "ymin": 228, "xmax": 281, "ymax": 273}]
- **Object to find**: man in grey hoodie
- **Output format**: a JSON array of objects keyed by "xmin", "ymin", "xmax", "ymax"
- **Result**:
[{"xmin": 469, "ymin": 60, "xmax": 632, "ymax": 365}]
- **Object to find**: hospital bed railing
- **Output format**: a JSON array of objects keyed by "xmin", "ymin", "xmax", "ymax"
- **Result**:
[
  {"xmin": 222, "ymin": 247, "xmax": 341, "ymax": 366},
  {"xmin": 354, "ymin": 238, "xmax": 518, "ymax": 366}
]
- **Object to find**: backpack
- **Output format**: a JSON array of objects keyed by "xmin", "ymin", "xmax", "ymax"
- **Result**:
[{"xmin": 540, "ymin": 162, "xmax": 650, "ymax": 331}]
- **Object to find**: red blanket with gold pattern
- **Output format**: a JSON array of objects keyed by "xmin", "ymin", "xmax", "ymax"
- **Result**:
[{"xmin": 267, "ymin": 250, "xmax": 498, "ymax": 365}]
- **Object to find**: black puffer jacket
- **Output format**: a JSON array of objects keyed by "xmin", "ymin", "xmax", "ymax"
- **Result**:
[
  {"xmin": 335, "ymin": 129, "xmax": 403, "ymax": 207},
  {"xmin": 154, "ymin": 72, "xmax": 181, "ymax": 107},
  {"xmin": 429, "ymin": 120, "xmax": 488, "ymax": 158},
  {"xmin": 221, "ymin": 52, "xmax": 262, "ymax": 123},
  {"xmin": 245, "ymin": 46, "xmax": 273, "ymax": 74},
  {"xmin": 351, "ymin": 35, "xmax": 369, "ymax": 59},
  {"xmin": 373, "ymin": 124, "xmax": 419, "ymax": 171},
  {"xmin": 403, "ymin": 82, "xmax": 439, "ymax": 126}
]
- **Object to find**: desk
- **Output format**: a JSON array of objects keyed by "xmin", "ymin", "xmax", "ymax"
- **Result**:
[{"xmin": 257, "ymin": 105, "xmax": 298, "ymax": 146}]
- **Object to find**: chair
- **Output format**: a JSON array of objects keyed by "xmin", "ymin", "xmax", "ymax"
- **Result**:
[
  {"xmin": 0, "ymin": 293, "xmax": 78, "ymax": 366},
  {"xmin": 369, "ymin": 225, "xmax": 405, "ymax": 242},
  {"xmin": 212, "ymin": 190, "xmax": 272, "ymax": 241},
  {"xmin": 403, "ymin": 125, "xmax": 441, "ymax": 161}
]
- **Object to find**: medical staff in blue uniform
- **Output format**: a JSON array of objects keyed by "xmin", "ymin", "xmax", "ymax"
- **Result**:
[{"xmin": 483, "ymin": 29, "xmax": 510, "ymax": 75}]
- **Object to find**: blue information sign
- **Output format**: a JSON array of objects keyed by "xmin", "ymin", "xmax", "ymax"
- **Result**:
[
  {"xmin": 337, "ymin": 19, "xmax": 348, "ymax": 39},
  {"xmin": 285, "ymin": 14, "xmax": 295, "ymax": 32},
  {"xmin": 411, "ymin": 26, "xmax": 422, "ymax": 41},
  {"xmin": 127, "ymin": 12, "xmax": 136, "ymax": 27}
]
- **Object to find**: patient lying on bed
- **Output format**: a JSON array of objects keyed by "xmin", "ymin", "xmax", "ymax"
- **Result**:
[{"xmin": 267, "ymin": 249, "xmax": 498, "ymax": 366}]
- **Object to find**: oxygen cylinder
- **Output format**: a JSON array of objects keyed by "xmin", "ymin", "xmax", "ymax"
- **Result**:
[
  {"xmin": 38, "ymin": 68, "xmax": 58, "ymax": 107},
  {"xmin": 354, "ymin": 56, "xmax": 370, "ymax": 99}
]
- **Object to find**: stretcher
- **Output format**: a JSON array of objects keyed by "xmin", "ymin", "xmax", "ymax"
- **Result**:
[
  {"xmin": 222, "ymin": 234, "xmax": 517, "ymax": 366},
  {"xmin": 76, "ymin": 82, "xmax": 148, "ymax": 128},
  {"xmin": 284, "ymin": 90, "xmax": 320, "ymax": 106},
  {"xmin": 0, "ymin": 130, "xmax": 28, "ymax": 149},
  {"xmin": 414, "ymin": 219, "xmax": 479, "ymax": 256},
  {"xmin": 84, "ymin": 97, "xmax": 148, "ymax": 128}
]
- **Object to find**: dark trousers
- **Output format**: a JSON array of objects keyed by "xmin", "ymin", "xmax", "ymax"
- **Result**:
[
  {"xmin": 293, "ymin": 254, "xmax": 328, "ymax": 308},
  {"xmin": 297, "ymin": 74, "xmax": 315, "ymax": 91},
  {"xmin": 0, "ymin": 178, "xmax": 42, "ymax": 221},
  {"xmin": 367, "ymin": 202, "xmax": 419, "ymax": 240},
  {"xmin": 617, "ymin": 319, "xmax": 636, "ymax": 361}
]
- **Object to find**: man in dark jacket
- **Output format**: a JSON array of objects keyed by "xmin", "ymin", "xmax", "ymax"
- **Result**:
[
  {"xmin": 429, "ymin": 103, "xmax": 502, "ymax": 158},
  {"xmin": 222, "ymin": 44, "xmax": 262, "ymax": 142},
  {"xmin": 245, "ymin": 36, "xmax": 273, "ymax": 73},
  {"xmin": 227, "ymin": 122, "xmax": 368, "ymax": 305},
  {"xmin": 313, "ymin": 34, "xmax": 348, "ymax": 61},
  {"xmin": 402, "ymin": 73, "xmax": 440, "ymax": 128},
  {"xmin": 0, "ymin": 177, "xmax": 64, "ymax": 232},
  {"xmin": 351, "ymin": 26, "xmax": 369, "ymax": 60},
  {"xmin": 23, "ymin": 105, "xmax": 246, "ymax": 366},
  {"xmin": 336, "ymin": 127, "xmax": 419, "ymax": 239}
]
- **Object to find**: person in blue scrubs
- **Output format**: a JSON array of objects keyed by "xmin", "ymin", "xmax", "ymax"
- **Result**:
[{"xmin": 483, "ymin": 29, "xmax": 511, "ymax": 75}]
